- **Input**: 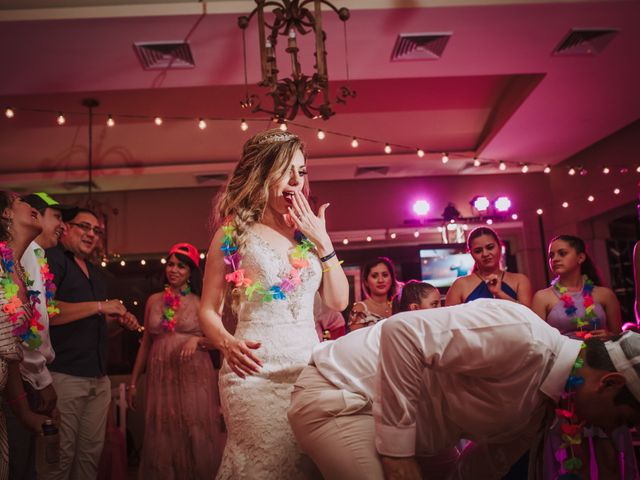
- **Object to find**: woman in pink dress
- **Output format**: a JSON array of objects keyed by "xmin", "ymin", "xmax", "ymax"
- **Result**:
[{"xmin": 127, "ymin": 243, "xmax": 224, "ymax": 479}]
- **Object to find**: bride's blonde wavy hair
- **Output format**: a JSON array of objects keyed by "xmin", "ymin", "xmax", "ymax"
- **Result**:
[{"xmin": 211, "ymin": 129, "xmax": 308, "ymax": 324}]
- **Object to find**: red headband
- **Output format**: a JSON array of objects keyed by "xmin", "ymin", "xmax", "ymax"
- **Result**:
[{"xmin": 168, "ymin": 242, "xmax": 200, "ymax": 268}]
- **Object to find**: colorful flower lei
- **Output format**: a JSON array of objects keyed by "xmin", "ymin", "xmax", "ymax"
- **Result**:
[
  {"xmin": 552, "ymin": 275, "xmax": 599, "ymax": 338},
  {"xmin": 556, "ymin": 343, "xmax": 586, "ymax": 479},
  {"xmin": 34, "ymin": 248, "xmax": 59, "ymax": 318},
  {"xmin": 221, "ymin": 223, "xmax": 315, "ymax": 302},
  {"xmin": 0, "ymin": 242, "xmax": 44, "ymax": 349},
  {"xmin": 161, "ymin": 284, "xmax": 191, "ymax": 333}
]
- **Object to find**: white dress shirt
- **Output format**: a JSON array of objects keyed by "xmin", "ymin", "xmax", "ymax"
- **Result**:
[
  {"xmin": 311, "ymin": 299, "xmax": 581, "ymax": 466},
  {"xmin": 19, "ymin": 241, "xmax": 55, "ymax": 389}
]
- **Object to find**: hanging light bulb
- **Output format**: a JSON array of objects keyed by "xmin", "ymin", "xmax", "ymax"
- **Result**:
[
  {"xmin": 568, "ymin": 167, "xmax": 576, "ymax": 176},
  {"xmin": 486, "ymin": 219, "xmax": 493, "ymax": 225},
  {"xmin": 279, "ymin": 122, "xmax": 288, "ymax": 132},
  {"xmin": 636, "ymin": 166, "xmax": 640, "ymax": 173},
  {"xmin": 473, "ymin": 158, "xmax": 481, "ymax": 167},
  {"xmin": 498, "ymin": 161, "xmax": 506, "ymax": 171},
  {"xmin": 587, "ymin": 195, "xmax": 595, "ymax": 202},
  {"xmin": 351, "ymin": 137, "xmax": 359, "ymax": 148},
  {"xmin": 154, "ymin": 116, "xmax": 163, "ymax": 126},
  {"xmin": 198, "ymin": 118, "xmax": 207, "ymax": 130},
  {"xmin": 140, "ymin": 259, "xmax": 146, "ymax": 265},
  {"xmin": 4, "ymin": 107, "xmax": 15, "ymax": 118},
  {"xmin": 562, "ymin": 202, "xmax": 569, "ymax": 208},
  {"xmin": 106, "ymin": 115, "xmax": 115, "ymax": 127},
  {"xmin": 441, "ymin": 153, "xmax": 449, "ymax": 164},
  {"xmin": 384, "ymin": 144, "xmax": 392, "ymax": 154},
  {"xmin": 317, "ymin": 129, "xmax": 325, "ymax": 140},
  {"xmin": 536, "ymin": 208, "xmax": 544, "ymax": 215},
  {"xmin": 390, "ymin": 232, "xmax": 397, "ymax": 239},
  {"xmin": 366, "ymin": 236, "xmax": 372, "ymax": 242},
  {"xmin": 160, "ymin": 258, "xmax": 167, "ymax": 264},
  {"xmin": 240, "ymin": 119, "xmax": 248, "ymax": 131},
  {"xmin": 511, "ymin": 213, "xmax": 518, "ymax": 220},
  {"xmin": 417, "ymin": 149, "xmax": 425, "ymax": 158},
  {"xmin": 200, "ymin": 252, "xmax": 206, "ymax": 259},
  {"xmin": 521, "ymin": 164, "xmax": 529, "ymax": 173},
  {"xmin": 120, "ymin": 260, "xmax": 126, "ymax": 266},
  {"xmin": 413, "ymin": 231, "xmax": 420, "ymax": 238},
  {"xmin": 100, "ymin": 261, "xmax": 107, "ymax": 267},
  {"xmin": 342, "ymin": 238, "xmax": 349, "ymax": 245},
  {"xmin": 603, "ymin": 167, "xmax": 610, "ymax": 174},
  {"xmin": 613, "ymin": 188, "xmax": 620, "ymax": 195},
  {"xmin": 543, "ymin": 165, "xmax": 551, "ymax": 174},
  {"xmin": 56, "ymin": 112, "xmax": 66, "ymax": 125}
]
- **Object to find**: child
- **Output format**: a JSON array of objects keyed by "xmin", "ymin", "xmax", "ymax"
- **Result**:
[{"xmin": 398, "ymin": 280, "xmax": 441, "ymax": 312}]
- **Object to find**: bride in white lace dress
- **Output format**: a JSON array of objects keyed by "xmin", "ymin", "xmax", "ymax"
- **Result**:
[{"xmin": 199, "ymin": 130, "xmax": 349, "ymax": 479}]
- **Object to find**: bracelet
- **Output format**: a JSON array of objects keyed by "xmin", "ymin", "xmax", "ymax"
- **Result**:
[
  {"xmin": 319, "ymin": 251, "xmax": 336, "ymax": 263},
  {"xmin": 6, "ymin": 392, "xmax": 27, "ymax": 406},
  {"xmin": 322, "ymin": 260, "xmax": 344, "ymax": 273},
  {"xmin": 97, "ymin": 301, "xmax": 103, "ymax": 315}
]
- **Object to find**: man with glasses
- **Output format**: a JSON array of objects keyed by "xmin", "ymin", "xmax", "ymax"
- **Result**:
[{"xmin": 44, "ymin": 208, "xmax": 140, "ymax": 480}]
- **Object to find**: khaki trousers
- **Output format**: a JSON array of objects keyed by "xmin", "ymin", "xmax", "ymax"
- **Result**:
[{"xmin": 42, "ymin": 372, "xmax": 110, "ymax": 480}]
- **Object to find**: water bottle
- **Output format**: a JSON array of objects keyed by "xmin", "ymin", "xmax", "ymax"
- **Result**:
[{"xmin": 36, "ymin": 419, "xmax": 60, "ymax": 475}]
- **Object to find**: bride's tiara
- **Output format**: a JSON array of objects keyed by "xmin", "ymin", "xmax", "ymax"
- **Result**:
[{"xmin": 258, "ymin": 132, "xmax": 297, "ymax": 144}]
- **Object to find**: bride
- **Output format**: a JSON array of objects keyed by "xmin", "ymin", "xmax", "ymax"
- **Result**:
[{"xmin": 199, "ymin": 129, "xmax": 349, "ymax": 479}]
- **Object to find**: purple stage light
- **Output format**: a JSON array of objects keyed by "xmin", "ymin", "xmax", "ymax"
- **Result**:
[
  {"xmin": 494, "ymin": 196, "xmax": 512, "ymax": 212},
  {"xmin": 471, "ymin": 196, "xmax": 490, "ymax": 212},
  {"xmin": 413, "ymin": 200, "xmax": 430, "ymax": 216}
]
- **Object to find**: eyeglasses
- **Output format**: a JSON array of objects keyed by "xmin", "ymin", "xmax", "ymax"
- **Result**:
[{"xmin": 68, "ymin": 222, "xmax": 104, "ymax": 237}]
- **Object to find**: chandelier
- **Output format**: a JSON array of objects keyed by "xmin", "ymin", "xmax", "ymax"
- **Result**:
[{"xmin": 238, "ymin": 0, "xmax": 355, "ymax": 121}]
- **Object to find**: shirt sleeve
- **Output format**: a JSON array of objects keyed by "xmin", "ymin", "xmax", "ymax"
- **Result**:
[{"xmin": 374, "ymin": 307, "xmax": 535, "ymax": 457}]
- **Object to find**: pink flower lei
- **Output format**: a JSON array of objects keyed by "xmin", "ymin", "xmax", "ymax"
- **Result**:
[
  {"xmin": 552, "ymin": 275, "xmax": 599, "ymax": 338},
  {"xmin": 221, "ymin": 223, "xmax": 315, "ymax": 302},
  {"xmin": 0, "ymin": 242, "xmax": 45, "ymax": 349},
  {"xmin": 161, "ymin": 284, "xmax": 191, "ymax": 333}
]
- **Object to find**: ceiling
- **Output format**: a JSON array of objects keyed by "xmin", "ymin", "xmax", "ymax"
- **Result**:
[{"xmin": 0, "ymin": 0, "xmax": 639, "ymax": 193}]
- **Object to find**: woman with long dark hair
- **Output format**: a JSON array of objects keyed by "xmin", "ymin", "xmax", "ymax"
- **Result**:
[{"xmin": 127, "ymin": 243, "xmax": 224, "ymax": 479}]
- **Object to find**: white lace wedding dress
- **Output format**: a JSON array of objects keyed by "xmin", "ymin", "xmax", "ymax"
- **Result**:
[{"xmin": 216, "ymin": 229, "xmax": 322, "ymax": 479}]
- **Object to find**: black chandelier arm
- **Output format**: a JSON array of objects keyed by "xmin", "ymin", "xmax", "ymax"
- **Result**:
[{"xmin": 299, "ymin": 0, "xmax": 349, "ymax": 20}]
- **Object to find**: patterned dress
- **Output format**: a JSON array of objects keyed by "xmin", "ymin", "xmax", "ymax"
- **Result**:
[
  {"xmin": 0, "ymin": 265, "xmax": 27, "ymax": 480},
  {"xmin": 216, "ymin": 229, "xmax": 322, "ymax": 479}
]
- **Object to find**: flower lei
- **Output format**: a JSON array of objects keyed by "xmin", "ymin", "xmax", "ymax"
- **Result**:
[
  {"xmin": 0, "ymin": 242, "xmax": 44, "ymax": 349},
  {"xmin": 221, "ymin": 223, "xmax": 315, "ymax": 302},
  {"xmin": 556, "ymin": 343, "xmax": 586, "ymax": 479},
  {"xmin": 34, "ymin": 248, "xmax": 59, "ymax": 318},
  {"xmin": 552, "ymin": 275, "xmax": 599, "ymax": 338},
  {"xmin": 161, "ymin": 284, "xmax": 191, "ymax": 333}
]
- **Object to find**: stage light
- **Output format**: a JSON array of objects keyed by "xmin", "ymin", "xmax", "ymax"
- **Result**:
[
  {"xmin": 471, "ymin": 196, "xmax": 490, "ymax": 212},
  {"xmin": 412, "ymin": 200, "xmax": 430, "ymax": 216},
  {"xmin": 494, "ymin": 196, "xmax": 512, "ymax": 212}
]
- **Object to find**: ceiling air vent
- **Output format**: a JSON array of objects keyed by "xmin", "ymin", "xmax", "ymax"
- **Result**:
[
  {"xmin": 134, "ymin": 41, "xmax": 195, "ymax": 70},
  {"xmin": 553, "ymin": 29, "xmax": 618, "ymax": 56},
  {"xmin": 195, "ymin": 174, "xmax": 228, "ymax": 185},
  {"xmin": 354, "ymin": 166, "xmax": 389, "ymax": 177},
  {"xmin": 391, "ymin": 33, "xmax": 451, "ymax": 61}
]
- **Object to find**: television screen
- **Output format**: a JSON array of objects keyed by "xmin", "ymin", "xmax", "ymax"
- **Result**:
[{"xmin": 419, "ymin": 248, "xmax": 475, "ymax": 288}]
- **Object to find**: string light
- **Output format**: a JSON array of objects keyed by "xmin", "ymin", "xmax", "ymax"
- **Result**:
[
  {"xmin": 240, "ymin": 119, "xmax": 248, "ymax": 131},
  {"xmin": 120, "ymin": 260, "xmax": 126, "ymax": 266},
  {"xmin": 613, "ymin": 188, "xmax": 620, "ymax": 195},
  {"xmin": 486, "ymin": 219, "xmax": 493, "ymax": 225},
  {"xmin": 154, "ymin": 116, "xmax": 163, "ymax": 126},
  {"xmin": 521, "ymin": 164, "xmax": 529, "ymax": 173},
  {"xmin": 279, "ymin": 122, "xmax": 288, "ymax": 132},
  {"xmin": 536, "ymin": 208, "xmax": 543, "ymax": 215},
  {"xmin": 417, "ymin": 149, "xmax": 425, "ymax": 158},
  {"xmin": 390, "ymin": 232, "xmax": 397, "ymax": 239},
  {"xmin": 4, "ymin": 107, "xmax": 15, "ymax": 118},
  {"xmin": 160, "ymin": 258, "xmax": 167, "ymax": 264},
  {"xmin": 473, "ymin": 158, "xmax": 481, "ymax": 167},
  {"xmin": 441, "ymin": 153, "xmax": 449, "ymax": 164},
  {"xmin": 413, "ymin": 231, "xmax": 420, "ymax": 238},
  {"xmin": 499, "ymin": 161, "xmax": 506, "ymax": 171},
  {"xmin": 200, "ymin": 252, "xmax": 206, "ymax": 259},
  {"xmin": 562, "ymin": 202, "xmax": 569, "ymax": 208},
  {"xmin": 603, "ymin": 167, "xmax": 610, "ymax": 174},
  {"xmin": 543, "ymin": 165, "xmax": 551, "ymax": 174},
  {"xmin": 317, "ymin": 129, "xmax": 325, "ymax": 140},
  {"xmin": 384, "ymin": 143, "xmax": 392, "ymax": 154},
  {"xmin": 568, "ymin": 167, "xmax": 576, "ymax": 176},
  {"xmin": 587, "ymin": 195, "xmax": 595, "ymax": 202},
  {"xmin": 366, "ymin": 236, "xmax": 372, "ymax": 242},
  {"xmin": 636, "ymin": 166, "xmax": 640, "ymax": 173},
  {"xmin": 351, "ymin": 137, "xmax": 359, "ymax": 148},
  {"xmin": 100, "ymin": 261, "xmax": 107, "ymax": 267},
  {"xmin": 342, "ymin": 238, "xmax": 349, "ymax": 245},
  {"xmin": 511, "ymin": 213, "xmax": 518, "ymax": 220},
  {"xmin": 56, "ymin": 112, "xmax": 66, "ymax": 125},
  {"xmin": 140, "ymin": 259, "xmax": 146, "ymax": 265},
  {"xmin": 106, "ymin": 115, "xmax": 115, "ymax": 127},
  {"xmin": 198, "ymin": 118, "xmax": 207, "ymax": 130},
  {"xmin": 133, "ymin": 300, "xmax": 139, "ymax": 306}
]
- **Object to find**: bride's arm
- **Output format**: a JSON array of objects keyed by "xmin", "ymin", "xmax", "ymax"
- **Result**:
[{"xmin": 199, "ymin": 228, "xmax": 263, "ymax": 378}]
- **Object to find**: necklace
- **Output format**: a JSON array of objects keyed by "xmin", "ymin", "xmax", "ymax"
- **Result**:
[
  {"xmin": 161, "ymin": 284, "xmax": 191, "ymax": 333},
  {"xmin": 552, "ymin": 275, "xmax": 599, "ymax": 338},
  {"xmin": 0, "ymin": 242, "xmax": 44, "ymax": 349},
  {"xmin": 368, "ymin": 297, "xmax": 392, "ymax": 315},
  {"xmin": 556, "ymin": 344, "xmax": 586, "ymax": 479},
  {"xmin": 221, "ymin": 223, "xmax": 315, "ymax": 302}
]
